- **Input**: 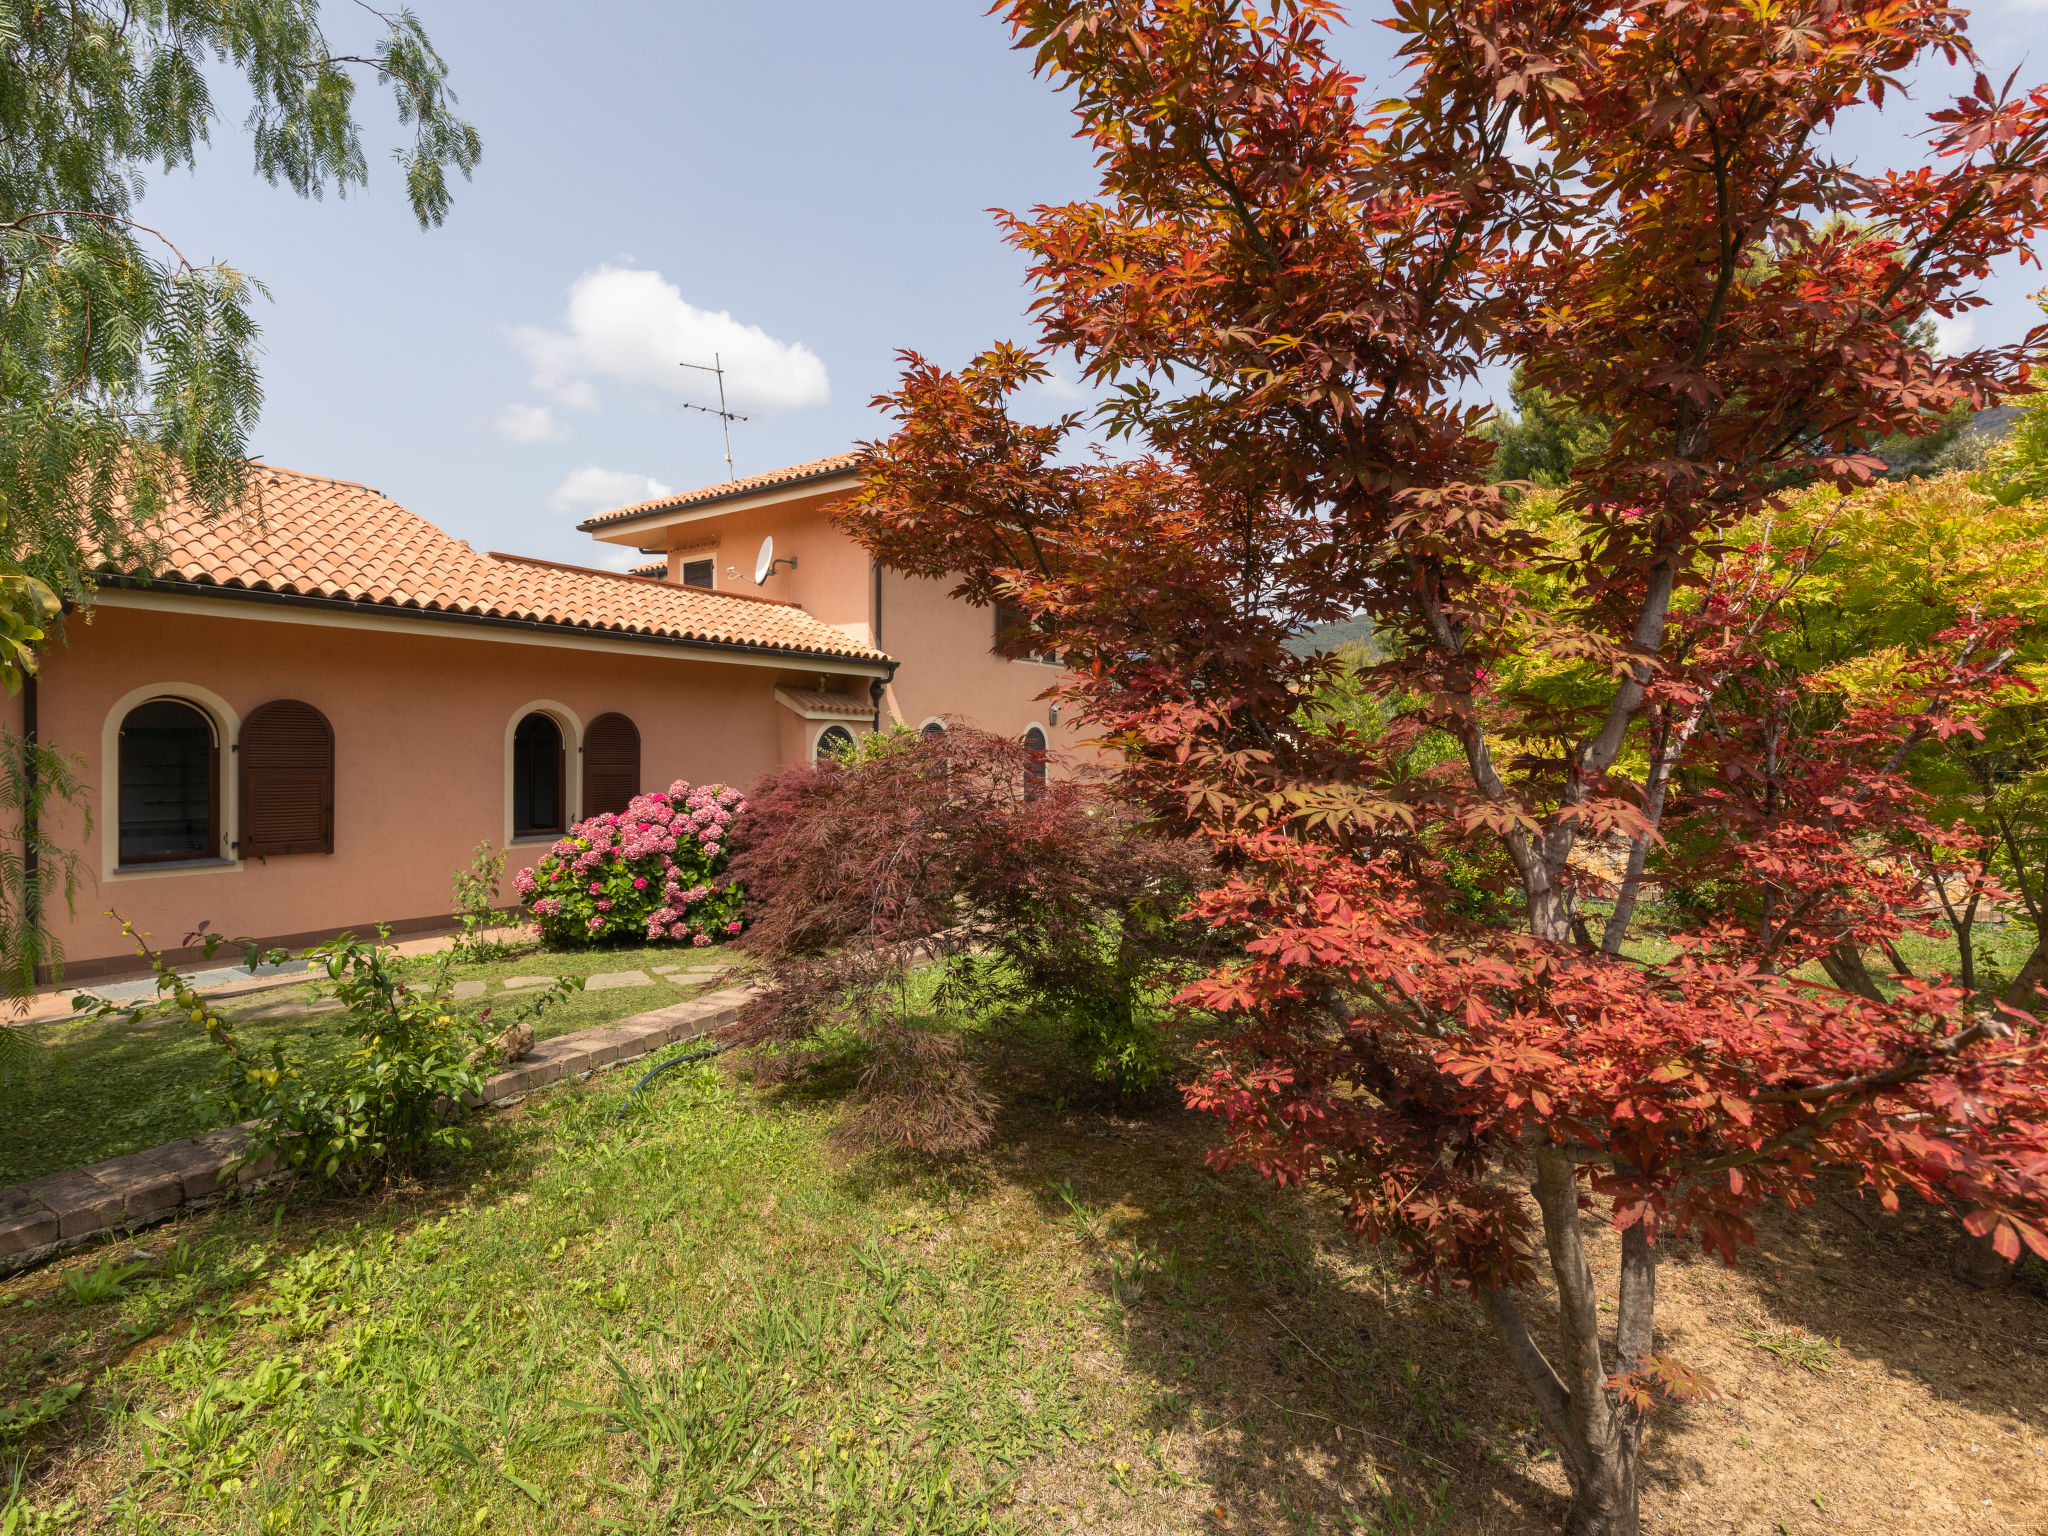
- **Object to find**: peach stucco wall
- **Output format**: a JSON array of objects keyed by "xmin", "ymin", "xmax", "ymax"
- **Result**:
[
  {"xmin": 10, "ymin": 596, "xmax": 878, "ymax": 976},
  {"xmin": 651, "ymin": 490, "xmax": 1092, "ymax": 757}
]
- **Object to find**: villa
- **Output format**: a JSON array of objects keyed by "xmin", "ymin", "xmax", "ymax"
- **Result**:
[{"xmin": 15, "ymin": 456, "xmax": 1076, "ymax": 981}]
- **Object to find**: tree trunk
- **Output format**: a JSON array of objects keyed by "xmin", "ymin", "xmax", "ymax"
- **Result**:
[
  {"xmin": 1481, "ymin": 1151, "xmax": 1645, "ymax": 1535},
  {"xmin": 2002, "ymin": 929, "xmax": 2048, "ymax": 1013},
  {"xmin": 1819, "ymin": 937, "xmax": 1886, "ymax": 1003}
]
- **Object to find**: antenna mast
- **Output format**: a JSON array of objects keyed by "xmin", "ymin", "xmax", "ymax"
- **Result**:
[{"xmin": 678, "ymin": 353, "xmax": 749, "ymax": 482}]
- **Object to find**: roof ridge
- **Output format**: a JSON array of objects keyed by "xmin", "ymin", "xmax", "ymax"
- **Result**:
[
  {"xmin": 485, "ymin": 552, "xmax": 803, "ymax": 608},
  {"xmin": 252, "ymin": 464, "xmax": 382, "ymax": 496},
  {"xmin": 576, "ymin": 451, "xmax": 862, "ymax": 531}
]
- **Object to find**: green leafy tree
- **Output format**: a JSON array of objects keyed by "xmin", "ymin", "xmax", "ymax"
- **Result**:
[
  {"xmin": 1483, "ymin": 367, "xmax": 1610, "ymax": 488},
  {"xmin": 0, "ymin": 0, "xmax": 478, "ymax": 1003}
]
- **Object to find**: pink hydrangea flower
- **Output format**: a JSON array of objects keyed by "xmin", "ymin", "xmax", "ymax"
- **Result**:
[
  {"xmin": 725, "ymin": 920, "xmax": 742, "ymax": 934},
  {"xmin": 633, "ymin": 876, "xmax": 648, "ymax": 890},
  {"xmin": 692, "ymin": 933, "xmax": 712, "ymax": 947}
]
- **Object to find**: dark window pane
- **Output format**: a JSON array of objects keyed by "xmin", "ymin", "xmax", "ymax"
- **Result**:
[
  {"xmin": 920, "ymin": 721, "xmax": 945, "ymax": 738},
  {"xmin": 816, "ymin": 725, "xmax": 855, "ymax": 763},
  {"xmin": 119, "ymin": 700, "xmax": 215, "ymax": 863},
  {"xmin": 1022, "ymin": 726, "xmax": 1048, "ymax": 798},
  {"xmin": 681, "ymin": 559, "xmax": 714, "ymax": 589},
  {"xmin": 514, "ymin": 713, "xmax": 564, "ymax": 835}
]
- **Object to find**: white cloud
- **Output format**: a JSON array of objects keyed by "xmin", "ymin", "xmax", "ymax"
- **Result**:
[
  {"xmin": 494, "ymin": 402, "xmax": 569, "ymax": 444},
  {"xmin": 509, "ymin": 266, "xmax": 830, "ymax": 414},
  {"xmin": 1933, "ymin": 315, "xmax": 1977, "ymax": 356},
  {"xmin": 546, "ymin": 466, "xmax": 675, "ymax": 517},
  {"xmin": 1503, "ymin": 121, "xmax": 1547, "ymax": 169}
]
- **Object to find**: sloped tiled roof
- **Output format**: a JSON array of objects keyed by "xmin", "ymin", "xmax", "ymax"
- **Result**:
[
  {"xmin": 774, "ymin": 687, "xmax": 874, "ymax": 720},
  {"xmin": 578, "ymin": 452, "xmax": 862, "ymax": 532},
  {"xmin": 105, "ymin": 466, "xmax": 888, "ymax": 666},
  {"xmin": 629, "ymin": 558, "xmax": 668, "ymax": 578}
]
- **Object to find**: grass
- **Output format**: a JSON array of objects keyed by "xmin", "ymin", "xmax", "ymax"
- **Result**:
[
  {"xmin": 4, "ymin": 1014, "xmax": 2046, "ymax": 1533},
  {"xmin": 1735, "ymin": 1321, "xmax": 1841, "ymax": 1375},
  {"xmin": 1603, "ymin": 904, "xmax": 2039, "ymax": 994},
  {"xmin": 0, "ymin": 942, "xmax": 747, "ymax": 1187},
  {"xmin": 0, "ymin": 1040, "xmax": 1488, "ymax": 1536}
]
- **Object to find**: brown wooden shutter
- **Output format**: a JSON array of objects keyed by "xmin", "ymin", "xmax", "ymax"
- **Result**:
[
  {"xmin": 582, "ymin": 712, "xmax": 641, "ymax": 818},
  {"xmin": 239, "ymin": 700, "xmax": 334, "ymax": 857}
]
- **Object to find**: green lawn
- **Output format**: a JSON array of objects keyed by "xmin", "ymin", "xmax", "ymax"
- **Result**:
[
  {"xmin": 1606, "ymin": 905, "xmax": 2039, "ymax": 992},
  {"xmin": 0, "ymin": 944, "xmax": 749, "ymax": 1188},
  {"xmin": 0, "ymin": 1047, "xmax": 1488, "ymax": 1536}
]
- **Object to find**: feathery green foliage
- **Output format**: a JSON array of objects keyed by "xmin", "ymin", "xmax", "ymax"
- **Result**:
[{"xmin": 0, "ymin": 0, "xmax": 477, "ymax": 1002}]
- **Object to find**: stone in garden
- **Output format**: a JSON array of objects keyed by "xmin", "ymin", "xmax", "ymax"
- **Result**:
[
  {"xmin": 585, "ymin": 970, "xmax": 653, "ymax": 992},
  {"xmin": 501, "ymin": 976, "xmax": 556, "ymax": 991},
  {"xmin": 451, "ymin": 980, "xmax": 486, "ymax": 1000}
]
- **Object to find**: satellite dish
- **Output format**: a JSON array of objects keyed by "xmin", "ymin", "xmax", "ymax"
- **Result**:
[{"xmin": 754, "ymin": 535, "xmax": 775, "ymax": 586}]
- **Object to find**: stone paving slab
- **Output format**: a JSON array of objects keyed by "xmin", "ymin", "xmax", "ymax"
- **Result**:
[
  {"xmin": 501, "ymin": 976, "xmax": 555, "ymax": 991},
  {"xmin": 586, "ymin": 970, "xmax": 653, "ymax": 992},
  {"xmin": 0, "ymin": 982, "xmax": 757, "ymax": 1275},
  {"xmin": 452, "ymin": 980, "xmax": 487, "ymax": 1000}
]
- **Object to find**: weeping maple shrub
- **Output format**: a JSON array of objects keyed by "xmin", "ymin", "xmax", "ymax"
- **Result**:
[
  {"xmin": 835, "ymin": 1, "xmax": 2048, "ymax": 1530},
  {"xmin": 725, "ymin": 725, "xmax": 1210, "ymax": 1154}
]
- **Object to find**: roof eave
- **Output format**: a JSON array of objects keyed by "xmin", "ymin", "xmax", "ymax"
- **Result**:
[
  {"xmin": 101, "ymin": 575, "xmax": 896, "ymax": 674},
  {"xmin": 578, "ymin": 466, "xmax": 863, "ymax": 542}
]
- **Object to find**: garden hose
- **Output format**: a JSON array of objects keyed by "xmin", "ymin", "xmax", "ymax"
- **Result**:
[{"xmin": 619, "ymin": 1038, "xmax": 733, "ymax": 1114}]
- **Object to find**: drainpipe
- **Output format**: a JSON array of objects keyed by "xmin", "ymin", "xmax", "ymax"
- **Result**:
[{"xmin": 870, "ymin": 558, "xmax": 884, "ymax": 732}]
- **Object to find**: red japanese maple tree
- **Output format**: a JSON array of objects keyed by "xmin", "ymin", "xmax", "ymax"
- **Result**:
[{"xmin": 840, "ymin": 2, "xmax": 2048, "ymax": 1531}]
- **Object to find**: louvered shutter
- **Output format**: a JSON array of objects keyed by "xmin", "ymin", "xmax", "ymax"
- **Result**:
[
  {"xmin": 582, "ymin": 712, "xmax": 641, "ymax": 818},
  {"xmin": 239, "ymin": 700, "xmax": 334, "ymax": 857}
]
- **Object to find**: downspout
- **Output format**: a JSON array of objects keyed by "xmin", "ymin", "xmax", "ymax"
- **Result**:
[{"xmin": 870, "ymin": 558, "xmax": 883, "ymax": 733}]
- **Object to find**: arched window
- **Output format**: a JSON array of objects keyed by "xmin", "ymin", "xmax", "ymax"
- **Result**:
[
  {"xmin": 816, "ymin": 724, "xmax": 856, "ymax": 763},
  {"xmin": 919, "ymin": 720, "xmax": 946, "ymax": 739},
  {"xmin": 1022, "ymin": 725, "xmax": 1048, "ymax": 798},
  {"xmin": 583, "ymin": 712, "xmax": 641, "ymax": 818},
  {"xmin": 119, "ymin": 699, "xmax": 219, "ymax": 865},
  {"xmin": 513, "ymin": 712, "xmax": 567, "ymax": 836},
  {"xmin": 239, "ymin": 700, "xmax": 334, "ymax": 857}
]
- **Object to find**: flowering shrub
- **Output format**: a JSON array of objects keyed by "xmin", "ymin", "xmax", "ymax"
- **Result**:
[{"xmin": 515, "ymin": 780, "xmax": 747, "ymax": 947}]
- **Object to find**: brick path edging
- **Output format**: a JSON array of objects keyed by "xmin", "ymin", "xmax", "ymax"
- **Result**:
[{"xmin": 0, "ymin": 983, "xmax": 758, "ymax": 1277}]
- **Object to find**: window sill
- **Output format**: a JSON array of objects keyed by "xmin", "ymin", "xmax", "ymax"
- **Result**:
[
  {"xmin": 509, "ymin": 833, "xmax": 563, "ymax": 845},
  {"xmin": 114, "ymin": 856, "xmax": 235, "ymax": 874}
]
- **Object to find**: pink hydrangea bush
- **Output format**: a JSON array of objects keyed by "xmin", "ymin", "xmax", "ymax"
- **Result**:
[{"xmin": 516, "ymin": 780, "xmax": 748, "ymax": 947}]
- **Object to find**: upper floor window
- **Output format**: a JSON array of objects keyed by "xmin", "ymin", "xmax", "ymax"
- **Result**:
[
  {"xmin": 119, "ymin": 699, "xmax": 218, "ymax": 865},
  {"xmin": 681, "ymin": 558, "xmax": 714, "ymax": 589},
  {"xmin": 513, "ymin": 712, "xmax": 567, "ymax": 837},
  {"xmin": 1022, "ymin": 725, "xmax": 1048, "ymax": 798},
  {"xmin": 583, "ymin": 712, "xmax": 641, "ymax": 817},
  {"xmin": 994, "ymin": 603, "xmax": 1059, "ymax": 664},
  {"xmin": 239, "ymin": 700, "xmax": 334, "ymax": 857}
]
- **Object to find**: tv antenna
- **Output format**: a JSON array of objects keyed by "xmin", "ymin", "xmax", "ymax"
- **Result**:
[{"xmin": 678, "ymin": 353, "xmax": 748, "ymax": 481}]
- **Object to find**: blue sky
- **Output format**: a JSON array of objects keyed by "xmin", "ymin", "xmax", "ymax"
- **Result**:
[{"xmin": 142, "ymin": 0, "xmax": 2048, "ymax": 566}]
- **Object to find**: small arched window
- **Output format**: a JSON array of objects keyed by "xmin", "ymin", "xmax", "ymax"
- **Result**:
[
  {"xmin": 1022, "ymin": 725, "xmax": 1048, "ymax": 798},
  {"xmin": 816, "ymin": 724, "xmax": 856, "ymax": 763},
  {"xmin": 119, "ymin": 699, "xmax": 219, "ymax": 865},
  {"xmin": 239, "ymin": 700, "xmax": 334, "ymax": 857},
  {"xmin": 920, "ymin": 720, "xmax": 946, "ymax": 739},
  {"xmin": 583, "ymin": 712, "xmax": 641, "ymax": 817},
  {"xmin": 513, "ymin": 713, "xmax": 567, "ymax": 836}
]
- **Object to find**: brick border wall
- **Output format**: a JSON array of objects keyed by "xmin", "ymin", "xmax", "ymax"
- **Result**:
[{"xmin": 0, "ymin": 983, "xmax": 757, "ymax": 1276}]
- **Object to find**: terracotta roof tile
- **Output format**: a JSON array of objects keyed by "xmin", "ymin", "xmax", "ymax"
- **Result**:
[
  {"xmin": 577, "ymin": 452, "xmax": 861, "ymax": 531},
  {"xmin": 774, "ymin": 687, "xmax": 874, "ymax": 720},
  {"xmin": 104, "ymin": 466, "xmax": 888, "ymax": 666}
]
